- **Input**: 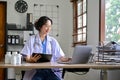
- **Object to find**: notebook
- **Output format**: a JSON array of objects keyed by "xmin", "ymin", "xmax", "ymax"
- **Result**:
[
  {"xmin": 57, "ymin": 45, "xmax": 92, "ymax": 64},
  {"xmin": 32, "ymin": 53, "xmax": 52, "ymax": 63}
]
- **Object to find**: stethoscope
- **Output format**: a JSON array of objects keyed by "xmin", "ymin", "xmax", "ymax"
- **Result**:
[
  {"xmin": 33, "ymin": 34, "xmax": 47, "ymax": 53},
  {"xmin": 34, "ymin": 35, "xmax": 39, "ymax": 47}
]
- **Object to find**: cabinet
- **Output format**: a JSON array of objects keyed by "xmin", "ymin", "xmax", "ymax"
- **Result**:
[
  {"xmin": 5, "ymin": 24, "xmax": 34, "ymax": 80},
  {"xmin": 6, "ymin": 24, "xmax": 34, "ymax": 53},
  {"xmin": 6, "ymin": 23, "xmax": 34, "ymax": 79},
  {"xmin": 6, "ymin": 13, "xmax": 34, "ymax": 80}
]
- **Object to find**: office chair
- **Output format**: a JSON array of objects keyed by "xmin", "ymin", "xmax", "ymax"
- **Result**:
[
  {"xmin": 62, "ymin": 68, "xmax": 89, "ymax": 78},
  {"xmin": 62, "ymin": 51, "xmax": 93, "ymax": 78}
]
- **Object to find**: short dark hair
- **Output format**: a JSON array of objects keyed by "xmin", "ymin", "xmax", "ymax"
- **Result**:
[{"xmin": 34, "ymin": 16, "xmax": 53, "ymax": 31}]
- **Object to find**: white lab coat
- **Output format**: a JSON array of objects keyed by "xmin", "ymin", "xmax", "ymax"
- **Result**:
[{"xmin": 21, "ymin": 33, "xmax": 65, "ymax": 80}]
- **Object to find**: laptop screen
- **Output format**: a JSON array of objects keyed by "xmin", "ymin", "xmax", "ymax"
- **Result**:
[{"xmin": 71, "ymin": 45, "xmax": 92, "ymax": 64}]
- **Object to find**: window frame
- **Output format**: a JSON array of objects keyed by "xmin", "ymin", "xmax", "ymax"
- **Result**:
[
  {"xmin": 71, "ymin": 0, "xmax": 87, "ymax": 46},
  {"xmin": 99, "ymin": 0, "xmax": 105, "ymax": 42}
]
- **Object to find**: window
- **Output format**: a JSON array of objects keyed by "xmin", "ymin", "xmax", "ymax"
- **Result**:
[
  {"xmin": 100, "ymin": 0, "xmax": 120, "ymax": 43},
  {"xmin": 71, "ymin": 0, "xmax": 87, "ymax": 46}
]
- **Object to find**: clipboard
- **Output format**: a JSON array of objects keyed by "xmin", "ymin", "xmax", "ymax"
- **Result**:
[{"xmin": 32, "ymin": 53, "xmax": 52, "ymax": 62}]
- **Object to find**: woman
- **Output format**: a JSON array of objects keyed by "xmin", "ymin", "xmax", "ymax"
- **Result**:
[{"xmin": 21, "ymin": 16, "xmax": 70, "ymax": 80}]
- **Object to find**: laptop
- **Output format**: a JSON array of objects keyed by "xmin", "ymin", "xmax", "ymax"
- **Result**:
[
  {"xmin": 32, "ymin": 53, "xmax": 52, "ymax": 63},
  {"xmin": 57, "ymin": 45, "xmax": 92, "ymax": 64}
]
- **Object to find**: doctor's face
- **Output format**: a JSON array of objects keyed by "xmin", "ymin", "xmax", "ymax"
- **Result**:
[{"xmin": 40, "ymin": 20, "xmax": 52, "ymax": 35}]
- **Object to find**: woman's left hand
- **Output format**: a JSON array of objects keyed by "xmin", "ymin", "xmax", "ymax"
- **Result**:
[{"xmin": 26, "ymin": 54, "xmax": 41, "ymax": 63}]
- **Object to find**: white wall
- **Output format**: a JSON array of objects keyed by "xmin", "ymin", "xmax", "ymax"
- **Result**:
[{"xmin": 87, "ymin": 0, "xmax": 99, "ymax": 51}]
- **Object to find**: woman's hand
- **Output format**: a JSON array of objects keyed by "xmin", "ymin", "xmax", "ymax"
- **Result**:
[
  {"xmin": 26, "ymin": 54, "xmax": 41, "ymax": 63},
  {"xmin": 59, "ymin": 56, "xmax": 72, "ymax": 62}
]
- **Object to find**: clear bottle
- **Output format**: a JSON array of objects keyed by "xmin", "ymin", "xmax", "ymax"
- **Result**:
[
  {"xmin": 5, "ymin": 51, "xmax": 11, "ymax": 64},
  {"xmin": 16, "ymin": 53, "xmax": 22, "ymax": 64},
  {"xmin": 11, "ymin": 51, "xmax": 17, "ymax": 65}
]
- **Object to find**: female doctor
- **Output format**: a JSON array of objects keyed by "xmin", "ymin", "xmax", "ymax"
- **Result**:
[{"xmin": 21, "ymin": 16, "xmax": 70, "ymax": 80}]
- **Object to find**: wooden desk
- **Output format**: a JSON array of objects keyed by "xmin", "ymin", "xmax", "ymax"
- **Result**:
[
  {"xmin": 0, "ymin": 62, "xmax": 120, "ymax": 69},
  {"xmin": 0, "ymin": 62, "xmax": 120, "ymax": 80}
]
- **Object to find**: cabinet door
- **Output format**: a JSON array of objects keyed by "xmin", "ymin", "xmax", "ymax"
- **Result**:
[{"xmin": 0, "ymin": 2, "xmax": 6, "ymax": 80}]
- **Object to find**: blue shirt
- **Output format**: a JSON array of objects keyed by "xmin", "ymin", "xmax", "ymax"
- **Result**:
[{"xmin": 42, "ymin": 37, "xmax": 47, "ymax": 53}]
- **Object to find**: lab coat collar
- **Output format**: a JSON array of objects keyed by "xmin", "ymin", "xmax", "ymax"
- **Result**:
[{"xmin": 36, "ymin": 33, "xmax": 52, "ymax": 43}]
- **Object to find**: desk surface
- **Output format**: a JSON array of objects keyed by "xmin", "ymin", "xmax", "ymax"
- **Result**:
[{"xmin": 0, "ymin": 62, "xmax": 120, "ymax": 69}]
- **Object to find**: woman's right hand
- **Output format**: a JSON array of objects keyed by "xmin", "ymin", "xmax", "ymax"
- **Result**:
[
  {"xmin": 26, "ymin": 54, "xmax": 41, "ymax": 63},
  {"xmin": 59, "ymin": 57, "xmax": 72, "ymax": 62}
]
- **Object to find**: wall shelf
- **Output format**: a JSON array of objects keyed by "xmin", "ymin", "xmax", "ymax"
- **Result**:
[{"xmin": 8, "ymin": 28, "xmax": 33, "ymax": 31}]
